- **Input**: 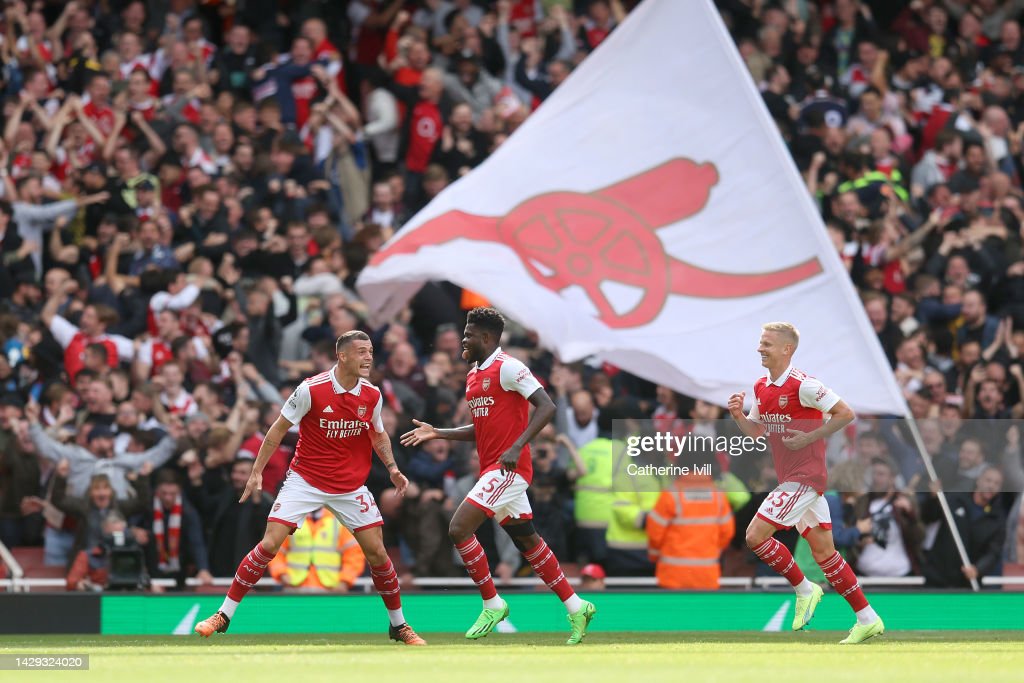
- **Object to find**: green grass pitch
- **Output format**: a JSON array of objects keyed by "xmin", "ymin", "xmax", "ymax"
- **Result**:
[{"xmin": 1, "ymin": 632, "xmax": 1022, "ymax": 683}]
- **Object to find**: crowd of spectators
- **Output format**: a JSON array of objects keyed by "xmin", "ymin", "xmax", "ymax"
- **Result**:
[{"xmin": 0, "ymin": 0, "xmax": 1022, "ymax": 593}]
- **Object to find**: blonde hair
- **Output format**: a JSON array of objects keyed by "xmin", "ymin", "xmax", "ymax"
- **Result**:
[{"xmin": 762, "ymin": 321, "xmax": 800, "ymax": 349}]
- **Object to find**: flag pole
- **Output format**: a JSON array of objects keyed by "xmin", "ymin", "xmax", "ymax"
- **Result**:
[{"xmin": 900, "ymin": 412, "xmax": 980, "ymax": 592}]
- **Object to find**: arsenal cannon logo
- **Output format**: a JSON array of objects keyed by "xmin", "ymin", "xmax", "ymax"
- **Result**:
[{"xmin": 372, "ymin": 159, "xmax": 823, "ymax": 329}]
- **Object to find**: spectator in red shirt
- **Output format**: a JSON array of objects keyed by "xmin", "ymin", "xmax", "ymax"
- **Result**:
[
  {"xmin": 183, "ymin": 16, "xmax": 217, "ymax": 69},
  {"xmin": 81, "ymin": 74, "xmax": 116, "ymax": 143},
  {"xmin": 116, "ymin": 32, "xmax": 155, "ymax": 83},
  {"xmin": 399, "ymin": 67, "xmax": 450, "ymax": 207},
  {"xmin": 255, "ymin": 38, "xmax": 326, "ymax": 129},
  {"xmin": 124, "ymin": 68, "xmax": 160, "ymax": 123},
  {"xmin": 161, "ymin": 69, "xmax": 206, "ymax": 126},
  {"xmin": 40, "ymin": 283, "xmax": 134, "ymax": 384},
  {"xmin": 578, "ymin": 0, "xmax": 620, "ymax": 52},
  {"xmin": 303, "ymin": 18, "xmax": 345, "ymax": 93},
  {"xmin": 350, "ymin": 0, "xmax": 406, "ymax": 68}
]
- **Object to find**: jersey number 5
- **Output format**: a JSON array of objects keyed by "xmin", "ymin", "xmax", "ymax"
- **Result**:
[{"xmin": 480, "ymin": 476, "xmax": 503, "ymax": 493}]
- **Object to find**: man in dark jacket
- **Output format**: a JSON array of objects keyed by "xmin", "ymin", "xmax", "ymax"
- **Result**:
[
  {"xmin": 201, "ymin": 458, "xmax": 273, "ymax": 577},
  {"xmin": 0, "ymin": 400, "xmax": 42, "ymax": 548},
  {"xmin": 144, "ymin": 469, "xmax": 213, "ymax": 590},
  {"xmin": 921, "ymin": 466, "xmax": 1007, "ymax": 587}
]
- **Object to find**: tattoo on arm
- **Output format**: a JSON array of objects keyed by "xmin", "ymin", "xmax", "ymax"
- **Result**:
[{"xmin": 372, "ymin": 431, "xmax": 399, "ymax": 472}]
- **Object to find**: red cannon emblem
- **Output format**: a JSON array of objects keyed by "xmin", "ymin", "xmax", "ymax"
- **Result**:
[{"xmin": 372, "ymin": 159, "xmax": 823, "ymax": 328}]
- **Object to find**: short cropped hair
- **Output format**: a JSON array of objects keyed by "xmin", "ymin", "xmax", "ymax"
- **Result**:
[
  {"xmin": 154, "ymin": 469, "xmax": 181, "ymax": 489},
  {"xmin": 761, "ymin": 321, "xmax": 799, "ymax": 349},
  {"xmin": 467, "ymin": 307, "xmax": 505, "ymax": 338},
  {"xmin": 336, "ymin": 330, "xmax": 370, "ymax": 354}
]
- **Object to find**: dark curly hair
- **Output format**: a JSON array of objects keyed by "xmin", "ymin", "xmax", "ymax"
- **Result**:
[{"xmin": 466, "ymin": 307, "xmax": 505, "ymax": 338}]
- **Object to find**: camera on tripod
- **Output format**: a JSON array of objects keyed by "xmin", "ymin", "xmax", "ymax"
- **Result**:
[{"xmin": 103, "ymin": 518, "xmax": 150, "ymax": 591}]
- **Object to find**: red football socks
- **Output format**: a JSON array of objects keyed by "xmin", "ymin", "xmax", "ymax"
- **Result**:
[
  {"xmin": 455, "ymin": 536, "xmax": 498, "ymax": 600},
  {"xmin": 819, "ymin": 551, "xmax": 869, "ymax": 611},
  {"xmin": 370, "ymin": 559, "xmax": 403, "ymax": 610},
  {"xmin": 751, "ymin": 537, "xmax": 807, "ymax": 587},
  {"xmin": 227, "ymin": 542, "xmax": 275, "ymax": 602},
  {"xmin": 522, "ymin": 540, "xmax": 575, "ymax": 601}
]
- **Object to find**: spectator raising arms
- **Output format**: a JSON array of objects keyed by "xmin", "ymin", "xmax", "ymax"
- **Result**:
[{"xmin": 0, "ymin": 0, "xmax": 1018, "ymax": 607}]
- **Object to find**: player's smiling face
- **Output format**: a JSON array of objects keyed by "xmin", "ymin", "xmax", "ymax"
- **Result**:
[
  {"xmin": 339, "ymin": 339, "xmax": 374, "ymax": 378},
  {"xmin": 758, "ymin": 330, "xmax": 788, "ymax": 369},
  {"xmin": 462, "ymin": 324, "xmax": 487, "ymax": 364}
]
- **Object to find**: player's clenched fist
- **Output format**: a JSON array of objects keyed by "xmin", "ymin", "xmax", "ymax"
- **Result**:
[{"xmin": 727, "ymin": 392, "xmax": 746, "ymax": 418}]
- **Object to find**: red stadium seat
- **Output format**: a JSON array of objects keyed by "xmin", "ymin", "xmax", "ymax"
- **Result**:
[{"xmin": 10, "ymin": 547, "xmax": 66, "ymax": 579}]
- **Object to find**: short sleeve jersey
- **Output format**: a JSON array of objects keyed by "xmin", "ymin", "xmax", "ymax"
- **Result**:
[
  {"xmin": 281, "ymin": 366, "xmax": 385, "ymax": 494},
  {"xmin": 749, "ymin": 365, "xmax": 840, "ymax": 493},
  {"xmin": 465, "ymin": 347, "xmax": 543, "ymax": 483}
]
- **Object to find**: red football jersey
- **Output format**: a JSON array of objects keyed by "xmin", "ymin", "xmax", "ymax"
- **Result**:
[
  {"xmin": 465, "ymin": 347, "xmax": 543, "ymax": 483},
  {"xmin": 405, "ymin": 100, "xmax": 441, "ymax": 172},
  {"xmin": 82, "ymin": 101, "xmax": 116, "ymax": 138},
  {"xmin": 239, "ymin": 433, "xmax": 291, "ymax": 495},
  {"xmin": 137, "ymin": 338, "xmax": 173, "ymax": 376},
  {"xmin": 48, "ymin": 315, "xmax": 133, "ymax": 383},
  {"xmin": 281, "ymin": 368, "xmax": 385, "ymax": 494},
  {"xmin": 750, "ymin": 365, "xmax": 840, "ymax": 493}
]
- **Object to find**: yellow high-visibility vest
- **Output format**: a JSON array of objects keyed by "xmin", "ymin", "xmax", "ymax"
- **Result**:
[
  {"xmin": 573, "ymin": 438, "xmax": 619, "ymax": 529},
  {"xmin": 283, "ymin": 516, "xmax": 348, "ymax": 588}
]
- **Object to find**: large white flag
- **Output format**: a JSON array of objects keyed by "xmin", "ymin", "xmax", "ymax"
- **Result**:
[{"xmin": 357, "ymin": 0, "xmax": 906, "ymax": 416}]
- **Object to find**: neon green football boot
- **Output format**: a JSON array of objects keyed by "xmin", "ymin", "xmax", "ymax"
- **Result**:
[
  {"xmin": 792, "ymin": 583, "xmax": 824, "ymax": 631},
  {"xmin": 465, "ymin": 599, "xmax": 509, "ymax": 639},
  {"xmin": 566, "ymin": 600, "xmax": 597, "ymax": 645},
  {"xmin": 839, "ymin": 617, "xmax": 885, "ymax": 644}
]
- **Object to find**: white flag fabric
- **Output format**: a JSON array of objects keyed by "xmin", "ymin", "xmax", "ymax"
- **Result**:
[{"xmin": 356, "ymin": 0, "xmax": 906, "ymax": 416}]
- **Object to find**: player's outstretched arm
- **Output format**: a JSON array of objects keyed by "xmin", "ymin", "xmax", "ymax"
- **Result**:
[
  {"xmin": 727, "ymin": 391, "xmax": 765, "ymax": 439},
  {"xmin": 499, "ymin": 388, "xmax": 557, "ymax": 471},
  {"xmin": 240, "ymin": 415, "xmax": 292, "ymax": 502},
  {"xmin": 370, "ymin": 429, "xmax": 409, "ymax": 496},
  {"xmin": 400, "ymin": 419, "xmax": 476, "ymax": 446}
]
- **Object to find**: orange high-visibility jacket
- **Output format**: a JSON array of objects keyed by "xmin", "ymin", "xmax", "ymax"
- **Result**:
[
  {"xmin": 269, "ymin": 513, "xmax": 366, "ymax": 590},
  {"xmin": 646, "ymin": 476, "xmax": 734, "ymax": 589}
]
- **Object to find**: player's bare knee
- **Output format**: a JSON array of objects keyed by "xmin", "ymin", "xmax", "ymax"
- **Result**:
[
  {"xmin": 503, "ymin": 521, "xmax": 539, "ymax": 552},
  {"xmin": 448, "ymin": 520, "xmax": 470, "ymax": 544},
  {"xmin": 260, "ymin": 536, "xmax": 283, "ymax": 555},
  {"xmin": 363, "ymin": 546, "xmax": 389, "ymax": 567},
  {"xmin": 809, "ymin": 541, "xmax": 836, "ymax": 563},
  {"xmin": 262, "ymin": 525, "xmax": 290, "ymax": 554},
  {"xmin": 505, "ymin": 532, "xmax": 529, "ymax": 552},
  {"xmin": 745, "ymin": 527, "xmax": 769, "ymax": 549}
]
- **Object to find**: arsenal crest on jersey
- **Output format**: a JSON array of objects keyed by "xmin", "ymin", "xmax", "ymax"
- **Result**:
[
  {"xmin": 778, "ymin": 394, "xmax": 788, "ymax": 409},
  {"xmin": 357, "ymin": 405, "xmax": 367, "ymax": 418},
  {"xmin": 482, "ymin": 377, "xmax": 491, "ymax": 391}
]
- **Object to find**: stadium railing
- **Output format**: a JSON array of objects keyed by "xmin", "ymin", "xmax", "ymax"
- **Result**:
[
  {"xmin": 0, "ymin": 541, "xmax": 24, "ymax": 592},
  {"xmin": 2, "ymin": 575, "xmax": 1023, "ymax": 592}
]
